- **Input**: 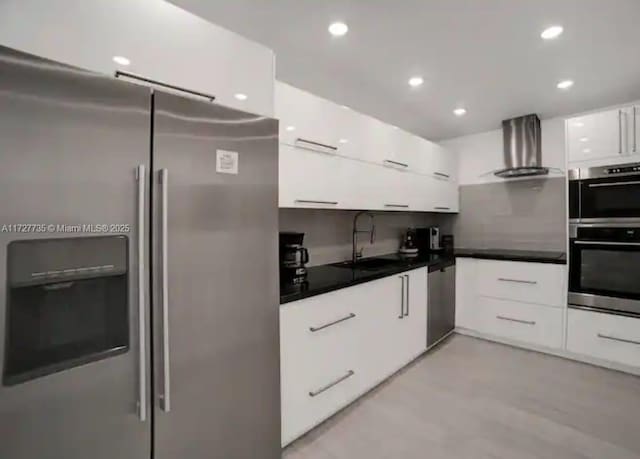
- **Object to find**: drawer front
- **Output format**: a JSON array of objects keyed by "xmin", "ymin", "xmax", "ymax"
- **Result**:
[
  {"xmin": 477, "ymin": 260, "xmax": 565, "ymax": 307},
  {"xmin": 476, "ymin": 297, "xmax": 563, "ymax": 349},
  {"xmin": 567, "ymin": 308, "xmax": 640, "ymax": 368},
  {"xmin": 280, "ymin": 288, "xmax": 367, "ymax": 445}
]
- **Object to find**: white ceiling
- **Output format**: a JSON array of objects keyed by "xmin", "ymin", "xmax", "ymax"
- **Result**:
[{"xmin": 169, "ymin": 0, "xmax": 640, "ymax": 141}]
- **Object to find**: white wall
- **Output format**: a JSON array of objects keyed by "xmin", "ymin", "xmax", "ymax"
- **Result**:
[{"xmin": 442, "ymin": 117, "xmax": 566, "ymax": 185}]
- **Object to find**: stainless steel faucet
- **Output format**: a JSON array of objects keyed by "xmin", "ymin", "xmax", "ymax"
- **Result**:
[{"xmin": 352, "ymin": 211, "xmax": 376, "ymax": 263}]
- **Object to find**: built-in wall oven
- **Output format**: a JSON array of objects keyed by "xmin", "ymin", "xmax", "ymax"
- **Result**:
[
  {"xmin": 569, "ymin": 162, "xmax": 640, "ymax": 223},
  {"xmin": 569, "ymin": 225, "xmax": 640, "ymax": 317},
  {"xmin": 568, "ymin": 162, "xmax": 640, "ymax": 317}
]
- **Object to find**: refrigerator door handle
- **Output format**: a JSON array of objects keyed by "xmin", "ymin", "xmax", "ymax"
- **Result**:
[
  {"xmin": 136, "ymin": 164, "xmax": 148, "ymax": 422},
  {"xmin": 160, "ymin": 168, "xmax": 172, "ymax": 412}
]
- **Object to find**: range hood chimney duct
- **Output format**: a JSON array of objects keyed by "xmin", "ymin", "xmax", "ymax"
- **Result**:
[{"xmin": 494, "ymin": 114, "xmax": 549, "ymax": 178}]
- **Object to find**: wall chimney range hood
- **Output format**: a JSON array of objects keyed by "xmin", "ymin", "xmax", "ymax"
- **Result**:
[{"xmin": 494, "ymin": 114, "xmax": 549, "ymax": 178}]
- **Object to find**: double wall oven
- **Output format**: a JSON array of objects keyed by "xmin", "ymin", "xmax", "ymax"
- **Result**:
[{"xmin": 569, "ymin": 162, "xmax": 640, "ymax": 317}]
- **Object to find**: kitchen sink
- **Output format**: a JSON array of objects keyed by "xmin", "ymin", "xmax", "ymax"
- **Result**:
[{"xmin": 331, "ymin": 257, "xmax": 400, "ymax": 271}]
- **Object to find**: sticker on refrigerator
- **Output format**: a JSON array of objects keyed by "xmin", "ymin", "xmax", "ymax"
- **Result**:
[{"xmin": 216, "ymin": 150, "xmax": 239, "ymax": 175}]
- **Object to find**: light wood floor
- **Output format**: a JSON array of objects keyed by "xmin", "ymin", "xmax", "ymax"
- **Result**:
[{"xmin": 283, "ymin": 334, "xmax": 640, "ymax": 459}]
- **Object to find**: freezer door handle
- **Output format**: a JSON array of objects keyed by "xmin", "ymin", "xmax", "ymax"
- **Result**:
[
  {"xmin": 159, "ymin": 168, "xmax": 172, "ymax": 412},
  {"xmin": 136, "ymin": 164, "xmax": 148, "ymax": 422}
]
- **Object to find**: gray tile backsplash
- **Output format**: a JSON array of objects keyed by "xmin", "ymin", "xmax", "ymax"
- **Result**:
[
  {"xmin": 452, "ymin": 177, "xmax": 567, "ymax": 252},
  {"xmin": 280, "ymin": 209, "xmax": 455, "ymax": 266}
]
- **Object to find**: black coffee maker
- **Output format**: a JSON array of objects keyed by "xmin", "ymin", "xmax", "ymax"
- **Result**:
[{"xmin": 279, "ymin": 232, "xmax": 309, "ymax": 285}]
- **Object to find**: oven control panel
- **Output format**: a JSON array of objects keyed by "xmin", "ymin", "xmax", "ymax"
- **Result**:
[{"xmin": 606, "ymin": 164, "xmax": 640, "ymax": 174}]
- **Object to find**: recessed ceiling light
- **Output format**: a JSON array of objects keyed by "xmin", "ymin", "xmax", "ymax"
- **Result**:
[
  {"xmin": 583, "ymin": 148, "xmax": 591, "ymax": 153},
  {"xmin": 339, "ymin": 138, "xmax": 349, "ymax": 144},
  {"xmin": 453, "ymin": 108, "xmax": 467, "ymax": 117},
  {"xmin": 341, "ymin": 105, "xmax": 350, "ymax": 110},
  {"xmin": 286, "ymin": 125, "xmax": 296, "ymax": 132},
  {"xmin": 541, "ymin": 25, "xmax": 564, "ymax": 40},
  {"xmin": 408, "ymin": 76, "xmax": 424, "ymax": 87},
  {"xmin": 328, "ymin": 22, "xmax": 348, "ymax": 37},
  {"xmin": 112, "ymin": 55, "xmax": 130, "ymax": 66},
  {"xmin": 392, "ymin": 126, "xmax": 399, "ymax": 130},
  {"xmin": 572, "ymin": 121, "xmax": 584, "ymax": 127},
  {"xmin": 580, "ymin": 137, "xmax": 589, "ymax": 142},
  {"xmin": 234, "ymin": 93, "xmax": 248, "ymax": 101},
  {"xmin": 557, "ymin": 80, "xmax": 574, "ymax": 90}
]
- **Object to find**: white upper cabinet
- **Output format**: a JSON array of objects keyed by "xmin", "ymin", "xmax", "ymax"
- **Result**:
[
  {"xmin": 0, "ymin": 0, "xmax": 275, "ymax": 116},
  {"xmin": 567, "ymin": 107, "xmax": 638, "ymax": 163},
  {"xmin": 275, "ymin": 81, "xmax": 459, "ymax": 212},
  {"xmin": 418, "ymin": 141, "xmax": 458, "ymax": 182},
  {"xmin": 276, "ymin": 83, "xmax": 346, "ymax": 153}
]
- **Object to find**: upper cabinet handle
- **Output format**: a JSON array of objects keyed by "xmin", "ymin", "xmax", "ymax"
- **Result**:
[
  {"xmin": 384, "ymin": 159, "xmax": 409, "ymax": 168},
  {"xmin": 115, "ymin": 71, "xmax": 215, "ymax": 102},
  {"xmin": 385, "ymin": 204, "xmax": 410, "ymax": 208},
  {"xmin": 295, "ymin": 138, "xmax": 338, "ymax": 153},
  {"xmin": 634, "ymin": 106, "xmax": 637, "ymax": 153},
  {"xmin": 434, "ymin": 206, "xmax": 451, "ymax": 210},
  {"xmin": 618, "ymin": 109, "xmax": 623, "ymax": 155},
  {"xmin": 433, "ymin": 172, "xmax": 450, "ymax": 179},
  {"xmin": 295, "ymin": 199, "xmax": 338, "ymax": 205}
]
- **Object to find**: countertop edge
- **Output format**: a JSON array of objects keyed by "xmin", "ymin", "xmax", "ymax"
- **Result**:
[
  {"xmin": 280, "ymin": 257, "xmax": 455, "ymax": 305},
  {"xmin": 454, "ymin": 254, "xmax": 567, "ymax": 265}
]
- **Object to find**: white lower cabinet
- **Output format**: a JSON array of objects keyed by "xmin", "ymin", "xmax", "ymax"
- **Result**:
[
  {"xmin": 455, "ymin": 257, "xmax": 565, "ymax": 350},
  {"xmin": 567, "ymin": 308, "xmax": 640, "ymax": 368},
  {"xmin": 280, "ymin": 268, "xmax": 428, "ymax": 446},
  {"xmin": 475, "ymin": 297, "xmax": 563, "ymax": 349}
]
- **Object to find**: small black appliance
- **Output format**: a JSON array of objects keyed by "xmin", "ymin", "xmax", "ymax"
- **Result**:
[{"xmin": 279, "ymin": 232, "xmax": 309, "ymax": 285}]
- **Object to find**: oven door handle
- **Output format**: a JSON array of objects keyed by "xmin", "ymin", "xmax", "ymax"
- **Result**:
[
  {"xmin": 574, "ymin": 241, "xmax": 640, "ymax": 247},
  {"xmin": 588, "ymin": 180, "xmax": 640, "ymax": 188}
]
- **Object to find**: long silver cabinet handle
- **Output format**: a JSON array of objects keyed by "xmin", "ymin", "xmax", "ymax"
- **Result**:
[
  {"xmin": 115, "ymin": 70, "xmax": 215, "ymax": 102},
  {"xmin": 574, "ymin": 241, "xmax": 640, "ymax": 247},
  {"xmin": 385, "ymin": 204, "xmax": 410, "ymax": 208},
  {"xmin": 588, "ymin": 180, "xmax": 640, "ymax": 188},
  {"xmin": 398, "ymin": 276, "xmax": 405, "ymax": 318},
  {"xmin": 619, "ymin": 109, "xmax": 623, "ymax": 154},
  {"xmin": 295, "ymin": 199, "xmax": 338, "ymax": 205},
  {"xmin": 634, "ymin": 106, "xmax": 637, "ymax": 153},
  {"xmin": 433, "ymin": 172, "xmax": 450, "ymax": 178},
  {"xmin": 597, "ymin": 333, "xmax": 640, "ymax": 346},
  {"xmin": 434, "ymin": 206, "xmax": 451, "ymax": 210},
  {"xmin": 309, "ymin": 313, "xmax": 356, "ymax": 332},
  {"xmin": 404, "ymin": 274, "xmax": 410, "ymax": 317},
  {"xmin": 160, "ymin": 168, "xmax": 171, "ymax": 412},
  {"xmin": 384, "ymin": 159, "xmax": 409, "ymax": 168},
  {"xmin": 295, "ymin": 138, "xmax": 337, "ymax": 153},
  {"xmin": 309, "ymin": 370, "xmax": 355, "ymax": 397},
  {"xmin": 136, "ymin": 165, "xmax": 147, "ymax": 422},
  {"xmin": 498, "ymin": 277, "xmax": 537, "ymax": 285},
  {"xmin": 496, "ymin": 315, "xmax": 536, "ymax": 325}
]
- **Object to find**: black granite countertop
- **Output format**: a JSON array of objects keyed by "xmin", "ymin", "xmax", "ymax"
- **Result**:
[
  {"xmin": 454, "ymin": 248, "xmax": 567, "ymax": 264},
  {"xmin": 280, "ymin": 253, "xmax": 455, "ymax": 305}
]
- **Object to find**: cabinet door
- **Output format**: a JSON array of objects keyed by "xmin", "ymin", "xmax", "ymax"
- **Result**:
[
  {"xmin": 417, "ymin": 140, "xmax": 457, "ymax": 182},
  {"xmin": 567, "ymin": 108, "xmax": 628, "ymax": 163},
  {"xmin": 279, "ymin": 143, "xmax": 342, "ymax": 209},
  {"xmin": 276, "ymin": 82, "xmax": 345, "ymax": 154},
  {"xmin": 0, "ymin": 0, "xmax": 275, "ymax": 116},
  {"xmin": 455, "ymin": 257, "xmax": 478, "ymax": 329},
  {"xmin": 402, "ymin": 268, "xmax": 428, "ymax": 360}
]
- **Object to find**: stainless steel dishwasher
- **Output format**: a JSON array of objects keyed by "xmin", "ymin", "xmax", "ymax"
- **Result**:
[{"xmin": 427, "ymin": 263, "xmax": 456, "ymax": 348}]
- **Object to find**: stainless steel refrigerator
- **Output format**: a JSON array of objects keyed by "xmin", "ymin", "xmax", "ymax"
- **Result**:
[{"xmin": 0, "ymin": 45, "xmax": 281, "ymax": 459}]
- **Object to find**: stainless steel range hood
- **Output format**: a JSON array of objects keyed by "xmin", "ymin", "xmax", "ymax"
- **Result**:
[{"xmin": 494, "ymin": 114, "xmax": 549, "ymax": 178}]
